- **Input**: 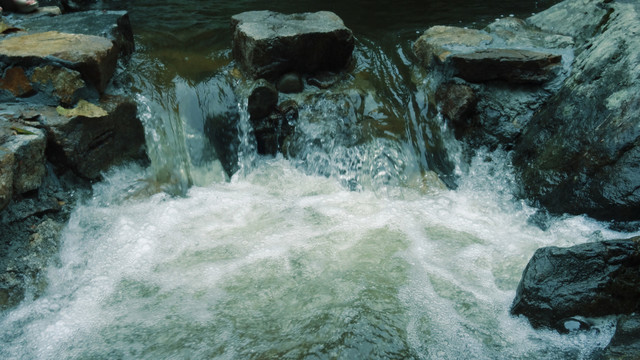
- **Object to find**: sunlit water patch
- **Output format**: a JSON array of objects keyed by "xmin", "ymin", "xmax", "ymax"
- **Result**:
[{"xmin": 0, "ymin": 154, "xmax": 627, "ymax": 359}]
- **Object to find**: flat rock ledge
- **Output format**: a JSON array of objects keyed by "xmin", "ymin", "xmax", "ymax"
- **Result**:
[
  {"xmin": 231, "ymin": 10, "xmax": 354, "ymax": 81},
  {"xmin": 412, "ymin": 18, "xmax": 572, "ymax": 149},
  {"xmin": 0, "ymin": 31, "xmax": 117, "ymax": 95}
]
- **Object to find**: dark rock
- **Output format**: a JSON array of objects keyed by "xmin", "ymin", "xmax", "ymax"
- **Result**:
[
  {"xmin": 598, "ymin": 314, "xmax": 640, "ymax": 359},
  {"xmin": 510, "ymin": 238, "xmax": 640, "ymax": 330},
  {"xmin": 33, "ymin": 96, "xmax": 146, "ymax": 179},
  {"xmin": 247, "ymin": 79, "xmax": 278, "ymax": 120},
  {"xmin": 9, "ymin": 10, "xmax": 135, "ymax": 56},
  {"xmin": 468, "ymin": 83, "xmax": 553, "ymax": 148},
  {"xmin": 513, "ymin": 0, "xmax": 640, "ymax": 221},
  {"xmin": 0, "ymin": 67, "xmax": 34, "ymax": 97},
  {"xmin": 231, "ymin": 10, "xmax": 354, "ymax": 81},
  {"xmin": 30, "ymin": 65, "xmax": 90, "ymax": 105},
  {"xmin": 276, "ymin": 72, "xmax": 303, "ymax": 93},
  {"xmin": 448, "ymin": 49, "xmax": 562, "ymax": 84},
  {"xmin": 435, "ymin": 83, "xmax": 476, "ymax": 126},
  {"xmin": 307, "ymin": 71, "xmax": 341, "ymax": 89},
  {"xmin": 0, "ymin": 31, "xmax": 119, "ymax": 93}
]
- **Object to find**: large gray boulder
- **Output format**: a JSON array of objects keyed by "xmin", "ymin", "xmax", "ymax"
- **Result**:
[
  {"xmin": 231, "ymin": 10, "xmax": 354, "ymax": 81},
  {"xmin": 513, "ymin": 0, "xmax": 640, "ymax": 221},
  {"xmin": 511, "ymin": 238, "xmax": 640, "ymax": 330}
]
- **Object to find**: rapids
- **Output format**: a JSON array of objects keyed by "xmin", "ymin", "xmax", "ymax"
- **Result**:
[{"xmin": 1, "ymin": 0, "xmax": 638, "ymax": 359}]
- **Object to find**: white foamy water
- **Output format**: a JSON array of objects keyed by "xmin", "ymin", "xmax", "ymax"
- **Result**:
[{"xmin": 0, "ymin": 153, "xmax": 630, "ymax": 359}]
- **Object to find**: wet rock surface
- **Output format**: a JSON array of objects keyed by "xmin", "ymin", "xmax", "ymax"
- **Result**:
[
  {"xmin": 513, "ymin": 0, "xmax": 640, "ymax": 222},
  {"xmin": 511, "ymin": 238, "xmax": 640, "ymax": 330},
  {"xmin": 231, "ymin": 10, "xmax": 354, "ymax": 81}
]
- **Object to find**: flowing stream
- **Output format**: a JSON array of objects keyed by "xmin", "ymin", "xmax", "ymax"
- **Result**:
[{"xmin": 1, "ymin": 1, "xmax": 638, "ymax": 358}]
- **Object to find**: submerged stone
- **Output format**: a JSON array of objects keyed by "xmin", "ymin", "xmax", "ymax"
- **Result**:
[
  {"xmin": 511, "ymin": 238, "xmax": 640, "ymax": 330},
  {"xmin": 231, "ymin": 10, "xmax": 354, "ymax": 80},
  {"xmin": 247, "ymin": 79, "xmax": 278, "ymax": 120},
  {"xmin": 276, "ymin": 72, "xmax": 303, "ymax": 93}
]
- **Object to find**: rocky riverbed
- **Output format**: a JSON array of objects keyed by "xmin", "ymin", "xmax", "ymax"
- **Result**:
[
  {"xmin": 1, "ymin": 0, "xmax": 639, "ymax": 357},
  {"xmin": 0, "ymin": 1, "xmax": 145, "ymax": 309}
]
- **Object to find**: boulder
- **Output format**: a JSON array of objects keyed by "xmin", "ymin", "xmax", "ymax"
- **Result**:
[
  {"xmin": 511, "ymin": 238, "xmax": 640, "ymax": 330},
  {"xmin": 247, "ymin": 79, "xmax": 278, "ymax": 120},
  {"xmin": 0, "ymin": 31, "xmax": 118, "ymax": 93},
  {"xmin": 35, "ymin": 97, "xmax": 145, "ymax": 179},
  {"xmin": 1, "ymin": 124, "xmax": 46, "ymax": 194},
  {"xmin": 513, "ymin": 0, "xmax": 640, "ymax": 221},
  {"xmin": 231, "ymin": 10, "xmax": 354, "ymax": 81}
]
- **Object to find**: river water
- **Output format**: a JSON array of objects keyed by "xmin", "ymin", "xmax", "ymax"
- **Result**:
[{"xmin": 1, "ymin": 1, "xmax": 637, "ymax": 359}]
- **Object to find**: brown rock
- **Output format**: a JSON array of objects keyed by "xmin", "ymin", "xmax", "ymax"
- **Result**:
[
  {"xmin": 436, "ymin": 83, "xmax": 476, "ymax": 125},
  {"xmin": 31, "ymin": 65, "xmax": 87, "ymax": 105},
  {"xmin": 0, "ymin": 31, "xmax": 118, "ymax": 92},
  {"xmin": 0, "ymin": 67, "xmax": 34, "ymax": 97}
]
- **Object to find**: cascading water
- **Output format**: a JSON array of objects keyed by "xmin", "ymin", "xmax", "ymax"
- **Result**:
[{"xmin": 1, "ymin": 0, "xmax": 638, "ymax": 359}]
